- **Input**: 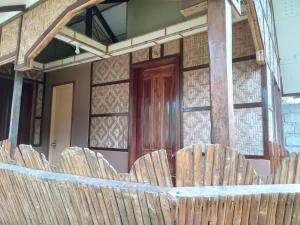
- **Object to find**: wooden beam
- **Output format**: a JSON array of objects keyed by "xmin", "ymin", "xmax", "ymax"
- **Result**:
[
  {"xmin": 8, "ymin": 71, "xmax": 23, "ymax": 152},
  {"xmin": 245, "ymin": 0, "xmax": 265, "ymax": 65},
  {"xmin": 92, "ymin": 6, "xmax": 118, "ymax": 43},
  {"xmin": 208, "ymin": 0, "xmax": 235, "ymax": 147},
  {"xmin": 85, "ymin": 8, "xmax": 93, "ymax": 37},
  {"xmin": 14, "ymin": 0, "xmax": 106, "ymax": 71},
  {"xmin": 0, "ymin": 5, "xmax": 26, "ymax": 12},
  {"xmin": 180, "ymin": 0, "xmax": 241, "ymax": 17},
  {"xmin": 180, "ymin": 1, "xmax": 208, "ymax": 17},
  {"xmin": 55, "ymin": 27, "xmax": 107, "ymax": 56}
]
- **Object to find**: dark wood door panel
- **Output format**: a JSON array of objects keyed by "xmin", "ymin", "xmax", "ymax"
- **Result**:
[{"xmin": 130, "ymin": 56, "xmax": 180, "ymax": 175}]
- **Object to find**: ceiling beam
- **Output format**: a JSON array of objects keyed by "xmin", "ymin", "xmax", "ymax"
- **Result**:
[
  {"xmin": 0, "ymin": 5, "xmax": 26, "ymax": 12},
  {"xmin": 85, "ymin": 8, "xmax": 93, "ymax": 37},
  {"xmin": 92, "ymin": 6, "xmax": 118, "ymax": 43},
  {"xmin": 55, "ymin": 27, "xmax": 107, "ymax": 57}
]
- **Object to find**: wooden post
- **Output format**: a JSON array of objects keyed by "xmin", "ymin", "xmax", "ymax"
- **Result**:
[
  {"xmin": 8, "ymin": 71, "xmax": 23, "ymax": 151},
  {"xmin": 208, "ymin": 0, "xmax": 235, "ymax": 147}
]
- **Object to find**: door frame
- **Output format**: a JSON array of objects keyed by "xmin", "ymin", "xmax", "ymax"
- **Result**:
[
  {"xmin": 47, "ymin": 81, "xmax": 75, "ymax": 159},
  {"xmin": 128, "ymin": 56, "xmax": 181, "ymax": 168}
]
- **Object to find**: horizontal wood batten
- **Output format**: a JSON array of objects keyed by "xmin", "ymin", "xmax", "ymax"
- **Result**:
[
  {"xmin": 234, "ymin": 102, "xmax": 263, "ymax": 109},
  {"xmin": 244, "ymin": 154, "xmax": 266, "ymax": 159},
  {"xmin": 183, "ymin": 64, "xmax": 210, "ymax": 72},
  {"xmin": 90, "ymin": 112, "xmax": 129, "ymax": 117},
  {"xmin": 182, "ymin": 55, "xmax": 257, "ymax": 72},
  {"xmin": 91, "ymin": 79, "xmax": 130, "ymax": 87},
  {"xmin": 89, "ymin": 147, "xmax": 128, "ymax": 152},
  {"xmin": 232, "ymin": 54, "xmax": 256, "ymax": 63},
  {"xmin": 282, "ymin": 92, "xmax": 300, "ymax": 97},
  {"xmin": 0, "ymin": 162, "xmax": 299, "ymax": 197},
  {"xmin": 183, "ymin": 106, "xmax": 211, "ymax": 112}
]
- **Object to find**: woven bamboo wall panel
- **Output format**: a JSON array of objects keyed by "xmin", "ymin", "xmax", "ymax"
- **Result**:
[
  {"xmin": 17, "ymin": 0, "xmax": 77, "ymax": 65},
  {"xmin": 35, "ymin": 84, "xmax": 44, "ymax": 117},
  {"xmin": 183, "ymin": 68, "xmax": 210, "ymax": 107},
  {"xmin": 0, "ymin": 18, "xmax": 20, "ymax": 57},
  {"xmin": 235, "ymin": 107, "xmax": 264, "ymax": 155},
  {"xmin": 183, "ymin": 110, "xmax": 211, "ymax": 149},
  {"xmin": 232, "ymin": 20, "xmax": 256, "ymax": 58},
  {"xmin": 90, "ymin": 116, "xmax": 128, "ymax": 149},
  {"xmin": 233, "ymin": 60, "xmax": 261, "ymax": 104},
  {"xmin": 183, "ymin": 32, "xmax": 209, "ymax": 68},
  {"xmin": 91, "ymin": 83, "xmax": 129, "ymax": 114},
  {"xmin": 152, "ymin": 45, "xmax": 161, "ymax": 59},
  {"xmin": 164, "ymin": 39, "xmax": 180, "ymax": 56},
  {"xmin": 33, "ymin": 119, "xmax": 41, "ymax": 146},
  {"xmin": 132, "ymin": 48, "xmax": 149, "ymax": 63},
  {"xmin": 93, "ymin": 54, "xmax": 129, "ymax": 84}
]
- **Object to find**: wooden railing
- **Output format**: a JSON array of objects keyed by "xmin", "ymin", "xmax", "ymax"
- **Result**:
[
  {"xmin": 0, "ymin": 140, "xmax": 299, "ymax": 225},
  {"xmin": 269, "ymin": 142, "xmax": 289, "ymax": 173}
]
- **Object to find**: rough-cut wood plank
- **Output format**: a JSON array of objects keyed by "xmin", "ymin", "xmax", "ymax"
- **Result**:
[
  {"xmin": 208, "ymin": 0, "xmax": 235, "ymax": 147},
  {"xmin": 245, "ymin": 0, "xmax": 265, "ymax": 65},
  {"xmin": 291, "ymin": 193, "xmax": 300, "ymax": 225},
  {"xmin": 193, "ymin": 145, "xmax": 202, "ymax": 186},
  {"xmin": 204, "ymin": 145, "xmax": 214, "ymax": 185}
]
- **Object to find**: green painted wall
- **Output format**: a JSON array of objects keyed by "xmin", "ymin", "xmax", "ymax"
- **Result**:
[{"xmin": 127, "ymin": 0, "xmax": 184, "ymax": 38}]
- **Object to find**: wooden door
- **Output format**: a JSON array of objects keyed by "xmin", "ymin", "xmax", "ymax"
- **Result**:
[
  {"xmin": 130, "ymin": 57, "xmax": 180, "ymax": 174},
  {"xmin": 49, "ymin": 83, "xmax": 74, "ymax": 165}
]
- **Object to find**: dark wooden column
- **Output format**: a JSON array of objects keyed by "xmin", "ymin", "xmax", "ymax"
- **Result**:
[
  {"xmin": 208, "ymin": 0, "xmax": 235, "ymax": 147},
  {"xmin": 8, "ymin": 71, "xmax": 23, "ymax": 150}
]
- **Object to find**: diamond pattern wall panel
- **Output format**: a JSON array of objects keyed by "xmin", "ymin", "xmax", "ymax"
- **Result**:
[
  {"xmin": 183, "ymin": 32, "xmax": 209, "ymax": 68},
  {"xmin": 233, "ymin": 60, "xmax": 262, "ymax": 104},
  {"xmin": 152, "ymin": 45, "xmax": 161, "ymax": 59},
  {"xmin": 234, "ymin": 108, "xmax": 264, "ymax": 155},
  {"xmin": 91, "ymin": 83, "xmax": 129, "ymax": 114},
  {"xmin": 183, "ymin": 68, "xmax": 210, "ymax": 108},
  {"xmin": 90, "ymin": 116, "xmax": 128, "ymax": 149},
  {"xmin": 164, "ymin": 39, "xmax": 180, "ymax": 56},
  {"xmin": 233, "ymin": 20, "xmax": 256, "ymax": 58},
  {"xmin": 35, "ymin": 84, "xmax": 44, "ymax": 117},
  {"xmin": 132, "ymin": 48, "xmax": 149, "ymax": 63},
  {"xmin": 93, "ymin": 54, "xmax": 130, "ymax": 84},
  {"xmin": 183, "ymin": 111, "xmax": 211, "ymax": 149}
]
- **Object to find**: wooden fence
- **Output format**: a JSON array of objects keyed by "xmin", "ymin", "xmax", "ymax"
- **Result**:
[
  {"xmin": 0, "ymin": 140, "xmax": 299, "ymax": 225},
  {"xmin": 269, "ymin": 142, "xmax": 289, "ymax": 173}
]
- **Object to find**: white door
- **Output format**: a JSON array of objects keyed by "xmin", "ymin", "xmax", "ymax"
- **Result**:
[{"xmin": 49, "ymin": 83, "xmax": 73, "ymax": 164}]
